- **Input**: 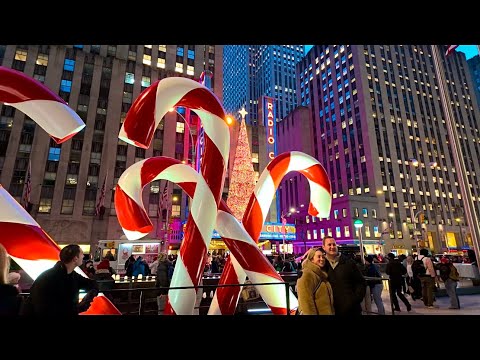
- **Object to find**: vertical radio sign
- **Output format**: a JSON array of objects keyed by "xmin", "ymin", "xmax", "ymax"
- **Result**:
[{"xmin": 264, "ymin": 96, "xmax": 277, "ymax": 160}]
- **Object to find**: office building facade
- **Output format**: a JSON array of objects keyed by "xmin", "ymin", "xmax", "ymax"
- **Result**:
[
  {"xmin": 467, "ymin": 55, "xmax": 480, "ymax": 110},
  {"xmin": 279, "ymin": 45, "xmax": 480, "ymax": 255},
  {"xmin": 0, "ymin": 44, "xmax": 223, "ymax": 252}
]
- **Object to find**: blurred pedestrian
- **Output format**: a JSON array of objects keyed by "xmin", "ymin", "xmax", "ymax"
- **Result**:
[
  {"xmin": 386, "ymin": 253, "xmax": 411, "ymax": 312},
  {"xmin": 365, "ymin": 255, "xmax": 385, "ymax": 315},
  {"xmin": 323, "ymin": 236, "xmax": 366, "ymax": 316},
  {"xmin": 438, "ymin": 257, "xmax": 461, "ymax": 309}
]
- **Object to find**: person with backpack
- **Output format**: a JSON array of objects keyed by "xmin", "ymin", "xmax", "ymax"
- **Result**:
[
  {"xmin": 414, "ymin": 248, "xmax": 437, "ymax": 308},
  {"xmin": 438, "ymin": 257, "xmax": 461, "ymax": 309}
]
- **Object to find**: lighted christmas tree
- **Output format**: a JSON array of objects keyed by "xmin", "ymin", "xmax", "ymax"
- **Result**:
[{"xmin": 227, "ymin": 111, "xmax": 257, "ymax": 221}]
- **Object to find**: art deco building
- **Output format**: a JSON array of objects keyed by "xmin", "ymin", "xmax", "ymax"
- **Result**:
[
  {"xmin": 278, "ymin": 45, "xmax": 480, "ymax": 255},
  {"xmin": 0, "ymin": 45, "xmax": 223, "ymax": 253}
]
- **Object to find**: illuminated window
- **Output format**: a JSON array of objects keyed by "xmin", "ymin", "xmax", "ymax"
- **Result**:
[
  {"xmin": 36, "ymin": 53, "xmax": 48, "ymax": 66},
  {"xmin": 333, "ymin": 209, "xmax": 339, "ymax": 219},
  {"xmin": 15, "ymin": 50, "xmax": 27, "ymax": 61},
  {"xmin": 64, "ymin": 59, "xmax": 75, "ymax": 71},
  {"xmin": 157, "ymin": 58, "xmax": 166, "ymax": 69},
  {"xmin": 187, "ymin": 65, "xmax": 194, "ymax": 76},
  {"xmin": 365, "ymin": 225, "xmax": 371, "ymax": 237},
  {"xmin": 144, "ymin": 45, "xmax": 152, "ymax": 49},
  {"xmin": 342, "ymin": 208, "xmax": 347, "ymax": 217},
  {"xmin": 313, "ymin": 229, "xmax": 317, "ymax": 239},
  {"xmin": 175, "ymin": 62, "xmax": 184, "ymax": 73},
  {"xmin": 327, "ymin": 228, "xmax": 332, "ymax": 237},
  {"xmin": 60, "ymin": 79, "xmax": 72, "ymax": 93},
  {"xmin": 66, "ymin": 175, "xmax": 78, "ymax": 185},
  {"xmin": 344, "ymin": 226, "xmax": 350, "ymax": 237},
  {"xmin": 141, "ymin": 76, "xmax": 151, "ymax": 88},
  {"xmin": 125, "ymin": 72, "xmax": 135, "ymax": 84},
  {"xmin": 143, "ymin": 54, "xmax": 151, "ymax": 66},
  {"xmin": 38, "ymin": 198, "xmax": 52, "ymax": 213},
  {"xmin": 176, "ymin": 122, "xmax": 185, "ymax": 133},
  {"xmin": 362, "ymin": 208, "xmax": 368, "ymax": 217},
  {"xmin": 336, "ymin": 227, "xmax": 341, "ymax": 238},
  {"xmin": 159, "ymin": 45, "xmax": 166, "ymax": 52},
  {"xmin": 252, "ymin": 153, "xmax": 259, "ymax": 163},
  {"xmin": 48, "ymin": 147, "xmax": 61, "ymax": 161}
]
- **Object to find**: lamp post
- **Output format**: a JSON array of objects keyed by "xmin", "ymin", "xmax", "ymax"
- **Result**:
[
  {"xmin": 280, "ymin": 207, "xmax": 296, "ymax": 260},
  {"xmin": 354, "ymin": 219, "xmax": 365, "ymax": 263}
]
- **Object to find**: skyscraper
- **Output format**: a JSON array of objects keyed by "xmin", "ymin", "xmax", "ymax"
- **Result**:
[
  {"xmin": 467, "ymin": 55, "xmax": 480, "ymax": 110},
  {"xmin": 223, "ymin": 45, "xmax": 304, "ymax": 125},
  {"xmin": 223, "ymin": 45, "xmax": 304, "ymax": 223},
  {"xmin": 279, "ymin": 45, "xmax": 480, "ymax": 255},
  {"xmin": 0, "ymin": 45, "xmax": 223, "ymax": 252}
]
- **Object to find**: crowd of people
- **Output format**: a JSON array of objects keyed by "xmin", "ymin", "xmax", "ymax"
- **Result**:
[{"xmin": 0, "ymin": 239, "xmax": 477, "ymax": 316}]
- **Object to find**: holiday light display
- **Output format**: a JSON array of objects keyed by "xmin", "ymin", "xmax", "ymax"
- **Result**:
[{"xmin": 226, "ymin": 118, "xmax": 257, "ymax": 221}]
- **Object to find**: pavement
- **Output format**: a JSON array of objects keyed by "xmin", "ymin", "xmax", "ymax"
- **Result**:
[{"xmin": 373, "ymin": 281, "xmax": 480, "ymax": 315}]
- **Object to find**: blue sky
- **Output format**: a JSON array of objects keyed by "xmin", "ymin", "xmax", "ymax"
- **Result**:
[{"xmin": 304, "ymin": 45, "xmax": 478, "ymax": 59}]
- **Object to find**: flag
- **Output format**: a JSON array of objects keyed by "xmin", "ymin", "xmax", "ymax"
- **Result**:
[
  {"xmin": 95, "ymin": 171, "xmax": 107, "ymax": 217},
  {"xmin": 158, "ymin": 182, "xmax": 168, "ymax": 218},
  {"xmin": 445, "ymin": 45, "xmax": 459, "ymax": 57},
  {"xmin": 22, "ymin": 159, "xmax": 32, "ymax": 210}
]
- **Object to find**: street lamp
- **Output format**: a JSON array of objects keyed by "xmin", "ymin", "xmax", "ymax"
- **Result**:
[
  {"xmin": 280, "ymin": 207, "xmax": 296, "ymax": 260},
  {"xmin": 455, "ymin": 217, "xmax": 465, "ymax": 249},
  {"xmin": 354, "ymin": 219, "xmax": 365, "ymax": 263}
]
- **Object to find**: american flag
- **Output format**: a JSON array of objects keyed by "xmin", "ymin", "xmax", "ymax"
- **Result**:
[
  {"xmin": 22, "ymin": 159, "xmax": 32, "ymax": 210},
  {"xmin": 95, "ymin": 172, "xmax": 107, "ymax": 217},
  {"xmin": 445, "ymin": 45, "xmax": 459, "ymax": 57},
  {"xmin": 158, "ymin": 182, "xmax": 168, "ymax": 218}
]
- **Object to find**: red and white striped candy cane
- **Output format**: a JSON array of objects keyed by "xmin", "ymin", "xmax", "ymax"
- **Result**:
[
  {"xmin": 0, "ymin": 66, "xmax": 85, "ymax": 143},
  {"xmin": 209, "ymin": 151, "xmax": 332, "ymax": 315},
  {"xmin": 117, "ymin": 77, "xmax": 229, "ymax": 315},
  {"xmin": 116, "ymin": 157, "xmax": 297, "ymax": 314},
  {"xmin": 0, "ymin": 184, "xmax": 61, "ymax": 280}
]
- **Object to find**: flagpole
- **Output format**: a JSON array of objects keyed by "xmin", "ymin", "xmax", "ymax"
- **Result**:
[{"xmin": 431, "ymin": 45, "xmax": 480, "ymax": 263}]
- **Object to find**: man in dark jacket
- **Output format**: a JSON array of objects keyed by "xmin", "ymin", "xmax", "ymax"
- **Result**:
[
  {"xmin": 322, "ymin": 236, "xmax": 366, "ymax": 316},
  {"xmin": 27, "ymin": 244, "xmax": 97, "ymax": 316},
  {"xmin": 386, "ymin": 253, "xmax": 411, "ymax": 312}
]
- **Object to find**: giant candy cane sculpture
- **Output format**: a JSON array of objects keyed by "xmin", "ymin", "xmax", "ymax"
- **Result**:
[
  {"xmin": 115, "ymin": 156, "xmax": 302, "ymax": 314},
  {"xmin": 208, "ymin": 151, "xmax": 332, "ymax": 315},
  {"xmin": 0, "ymin": 67, "xmax": 86, "ymax": 281},
  {"xmin": 118, "ymin": 77, "xmax": 230, "ymax": 315}
]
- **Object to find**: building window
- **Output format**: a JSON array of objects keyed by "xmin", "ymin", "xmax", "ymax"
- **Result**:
[
  {"xmin": 365, "ymin": 225, "xmax": 371, "ymax": 237},
  {"xmin": 187, "ymin": 65, "xmax": 194, "ymax": 76},
  {"xmin": 159, "ymin": 45, "xmax": 166, "ymax": 52},
  {"xmin": 336, "ymin": 226, "xmax": 341, "ymax": 238},
  {"xmin": 141, "ymin": 76, "xmax": 151, "ymax": 88},
  {"xmin": 172, "ymin": 204, "xmax": 181, "ymax": 217},
  {"xmin": 362, "ymin": 208, "xmax": 368, "ymax": 217},
  {"xmin": 63, "ymin": 59, "xmax": 75, "ymax": 71},
  {"xmin": 60, "ymin": 79, "xmax": 72, "ymax": 93},
  {"xmin": 344, "ymin": 226, "xmax": 350, "ymax": 237},
  {"xmin": 125, "ymin": 72, "xmax": 135, "ymax": 84},
  {"xmin": 38, "ymin": 198, "xmax": 52, "ymax": 213},
  {"xmin": 342, "ymin": 208, "xmax": 347, "ymax": 217},
  {"xmin": 333, "ymin": 209, "xmax": 339, "ymax": 219},
  {"xmin": 176, "ymin": 122, "xmax": 185, "ymax": 133},
  {"xmin": 48, "ymin": 147, "xmax": 61, "ymax": 161},
  {"xmin": 371, "ymin": 209, "xmax": 377, "ymax": 218},
  {"xmin": 157, "ymin": 58, "xmax": 166, "ymax": 69},
  {"xmin": 175, "ymin": 62, "xmax": 184, "ymax": 73},
  {"xmin": 36, "ymin": 53, "xmax": 48, "ymax": 66},
  {"xmin": 15, "ymin": 50, "xmax": 27, "ymax": 61},
  {"xmin": 61, "ymin": 199, "xmax": 74, "ymax": 214},
  {"xmin": 354, "ymin": 207, "xmax": 359, "ymax": 217},
  {"xmin": 143, "ymin": 54, "xmax": 151, "ymax": 66}
]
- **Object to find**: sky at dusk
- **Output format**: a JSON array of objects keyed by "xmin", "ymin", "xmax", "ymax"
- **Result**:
[{"xmin": 304, "ymin": 45, "xmax": 478, "ymax": 59}]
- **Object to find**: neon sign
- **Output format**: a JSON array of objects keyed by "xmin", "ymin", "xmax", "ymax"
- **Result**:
[{"xmin": 264, "ymin": 96, "xmax": 277, "ymax": 160}]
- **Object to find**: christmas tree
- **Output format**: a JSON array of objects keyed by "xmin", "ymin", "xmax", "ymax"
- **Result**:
[{"xmin": 227, "ymin": 116, "xmax": 256, "ymax": 221}]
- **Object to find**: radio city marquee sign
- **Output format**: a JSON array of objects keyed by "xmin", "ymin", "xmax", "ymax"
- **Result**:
[
  {"xmin": 211, "ymin": 222, "xmax": 296, "ymax": 240},
  {"xmin": 263, "ymin": 96, "xmax": 277, "ymax": 160}
]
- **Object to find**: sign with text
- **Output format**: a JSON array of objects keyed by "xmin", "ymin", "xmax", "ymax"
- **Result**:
[{"xmin": 263, "ymin": 96, "xmax": 277, "ymax": 161}]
